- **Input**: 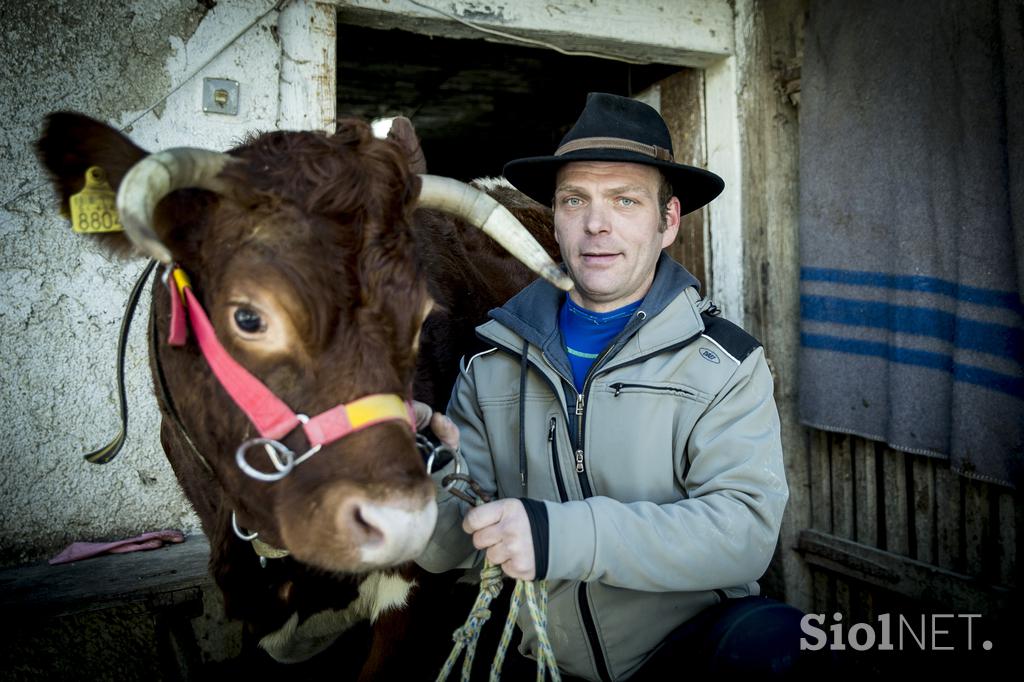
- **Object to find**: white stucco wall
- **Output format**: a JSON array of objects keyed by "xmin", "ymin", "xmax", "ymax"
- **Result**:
[{"xmin": 0, "ymin": 0, "xmax": 324, "ymax": 565}]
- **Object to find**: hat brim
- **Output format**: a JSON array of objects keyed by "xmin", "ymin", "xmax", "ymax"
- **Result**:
[{"xmin": 503, "ymin": 148, "xmax": 724, "ymax": 217}]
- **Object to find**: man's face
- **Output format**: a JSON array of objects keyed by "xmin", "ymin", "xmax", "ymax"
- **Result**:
[{"xmin": 553, "ymin": 161, "xmax": 680, "ymax": 312}]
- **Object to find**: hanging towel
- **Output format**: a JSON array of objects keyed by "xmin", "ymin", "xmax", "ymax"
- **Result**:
[{"xmin": 798, "ymin": 0, "xmax": 1024, "ymax": 487}]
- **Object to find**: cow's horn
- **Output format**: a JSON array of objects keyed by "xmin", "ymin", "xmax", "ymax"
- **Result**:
[
  {"xmin": 116, "ymin": 149, "xmax": 235, "ymax": 264},
  {"xmin": 416, "ymin": 175, "xmax": 572, "ymax": 291}
]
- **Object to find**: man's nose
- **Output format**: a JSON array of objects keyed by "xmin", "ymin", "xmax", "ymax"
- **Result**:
[{"xmin": 583, "ymin": 205, "xmax": 611, "ymax": 235}]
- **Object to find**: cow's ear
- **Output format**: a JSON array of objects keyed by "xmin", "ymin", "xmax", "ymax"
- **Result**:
[
  {"xmin": 36, "ymin": 112, "xmax": 150, "ymax": 258},
  {"xmin": 387, "ymin": 116, "xmax": 427, "ymax": 175}
]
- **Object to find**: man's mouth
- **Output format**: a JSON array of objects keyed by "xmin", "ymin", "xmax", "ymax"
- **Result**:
[{"xmin": 581, "ymin": 252, "xmax": 620, "ymax": 264}]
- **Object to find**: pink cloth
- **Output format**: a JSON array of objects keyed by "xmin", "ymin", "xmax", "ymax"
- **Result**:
[{"xmin": 48, "ymin": 529, "xmax": 185, "ymax": 565}]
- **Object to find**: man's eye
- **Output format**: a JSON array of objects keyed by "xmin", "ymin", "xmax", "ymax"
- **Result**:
[
  {"xmin": 564, "ymin": 196, "xmax": 583, "ymax": 207},
  {"xmin": 233, "ymin": 308, "xmax": 264, "ymax": 333},
  {"xmin": 618, "ymin": 197, "xmax": 637, "ymax": 207}
]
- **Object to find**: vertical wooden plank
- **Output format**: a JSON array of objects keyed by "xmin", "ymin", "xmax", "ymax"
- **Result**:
[
  {"xmin": 812, "ymin": 569, "xmax": 831, "ymax": 618},
  {"xmin": 846, "ymin": 578, "xmax": 870, "ymax": 624},
  {"xmin": 963, "ymin": 478, "xmax": 990, "ymax": 580},
  {"xmin": 834, "ymin": 576, "xmax": 852, "ymax": 623},
  {"xmin": 810, "ymin": 430, "xmax": 833, "ymax": 533},
  {"xmin": 278, "ymin": 1, "xmax": 337, "ymax": 132},
  {"xmin": 911, "ymin": 457, "xmax": 936, "ymax": 564},
  {"xmin": 853, "ymin": 436, "xmax": 878, "ymax": 546},
  {"xmin": 660, "ymin": 69, "xmax": 708, "ymax": 289},
  {"xmin": 934, "ymin": 460, "xmax": 964, "ymax": 573},
  {"xmin": 734, "ymin": 0, "xmax": 811, "ymax": 614},
  {"xmin": 997, "ymin": 490, "xmax": 1017, "ymax": 588},
  {"xmin": 705, "ymin": 55, "xmax": 743, "ymax": 320},
  {"xmin": 882, "ymin": 447, "xmax": 910, "ymax": 556},
  {"xmin": 830, "ymin": 433, "xmax": 854, "ymax": 539}
]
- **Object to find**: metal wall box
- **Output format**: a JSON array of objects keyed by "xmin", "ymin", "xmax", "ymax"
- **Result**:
[{"xmin": 202, "ymin": 78, "xmax": 239, "ymax": 116}]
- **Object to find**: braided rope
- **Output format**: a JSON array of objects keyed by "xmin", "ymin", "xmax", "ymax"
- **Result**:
[
  {"xmin": 436, "ymin": 561, "xmax": 503, "ymax": 682},
  {"xmin": 437, "ymin": 475, "xmax": 561, "ymax": 682},
  {"xmin": 488, "ymin": 580, "xmax": 560, "ymax": 682}
]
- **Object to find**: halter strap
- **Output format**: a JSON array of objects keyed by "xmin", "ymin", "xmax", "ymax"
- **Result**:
[{"xmin": 166, "ymin": 266, "xmax": 413, "ymax": 446}]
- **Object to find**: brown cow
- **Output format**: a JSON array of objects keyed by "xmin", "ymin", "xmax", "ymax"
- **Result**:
[{"xmin": 37, "ymin": 113, "xmax": 564, "ymax": 678}]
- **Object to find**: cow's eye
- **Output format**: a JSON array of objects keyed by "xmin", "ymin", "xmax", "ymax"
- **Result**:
[{"xmin": 233, "ymin": 308, "xmax": 264, "ymax": 334}]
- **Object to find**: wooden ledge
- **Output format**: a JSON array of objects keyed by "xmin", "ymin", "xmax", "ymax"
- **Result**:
[
  {"xmin": 797, "ymin": 529, "xmax": 1012, "ymax": 615},
  {"xmin": 0, "ymin": 534, "xmax": 212, "ymax": 620}
]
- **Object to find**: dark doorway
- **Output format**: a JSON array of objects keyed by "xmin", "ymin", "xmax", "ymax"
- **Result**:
[{"xmin": 336, "ymin": 24, "xmax": 678, "ymax": 182}]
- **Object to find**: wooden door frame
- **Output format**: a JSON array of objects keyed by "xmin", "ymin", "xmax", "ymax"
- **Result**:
[
  {"xmin": 285, "ymin": 0, "xmax": 745, "ymax": 321},
  {"xmin": 282, "ymin": 0, "xmax": 815, "ymax": 615}
]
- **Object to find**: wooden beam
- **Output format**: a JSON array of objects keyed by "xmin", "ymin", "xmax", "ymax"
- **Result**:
[
  {"xmin": 0, "ymin": 535, "xmax": 212, "ymax": 620},
  {"xmin": 331, "ymin": 0, "xmax": 734, "ymax": 68},
  {"xmin": 704, "ymin": 54, "xmax": 744, "ymax": 320},
  {"xmin": 278, "ymin": 0, "xmax": 338, "ymax": 132},
  {"xmin": 661, "ymin": 69, "xmax": 708, "ymax": 288},
  {"xmin": 798, "ymin": 529, "xmax": 1011, "ymax": 615}
]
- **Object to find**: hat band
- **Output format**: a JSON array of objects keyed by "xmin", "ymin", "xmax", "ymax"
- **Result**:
[{"xmin": 554, "ymin": 136, "xmax": 674, "ymax": 162}]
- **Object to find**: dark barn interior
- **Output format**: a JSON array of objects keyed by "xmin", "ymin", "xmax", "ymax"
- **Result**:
[{"xmin": 336, "ymin": 24, "xmax": 678, "ymax": 182}]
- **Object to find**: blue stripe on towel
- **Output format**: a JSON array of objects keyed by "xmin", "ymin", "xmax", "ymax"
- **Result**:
[
  {"xmin": 801, "ymin": 295, "xmax": 1024, "ymax": 363},
  {"xmin": 800, "ymin": 267, "xmax": 1024, "ymax": 314},
  {"xmin": 801, "ymin": 333, "xmax": 1024, "ymax": 398}
]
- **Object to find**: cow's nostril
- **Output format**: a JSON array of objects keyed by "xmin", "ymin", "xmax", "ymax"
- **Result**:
[{"xmin": 348, "ymin": 502, "xmax": 384, "ymax": 546}]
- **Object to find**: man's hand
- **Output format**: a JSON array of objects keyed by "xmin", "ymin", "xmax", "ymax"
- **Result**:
[
  {"xmin": 463, "ymin": 499, "xmax": 536, "ymax": 580},
  {"xmin": 412, "ymin": 400, "xmax": 460, "ymax": 450}
]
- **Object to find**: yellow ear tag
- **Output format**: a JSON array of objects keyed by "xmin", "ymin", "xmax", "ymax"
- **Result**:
[{"xmin": 70, "ymin": 166, "xmax": 124, "ymax": 233}]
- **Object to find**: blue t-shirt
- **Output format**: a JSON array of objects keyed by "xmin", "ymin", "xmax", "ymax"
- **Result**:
[{"xmin": 559, "ymin": 296, "xmax": 642, "ymax": 393}]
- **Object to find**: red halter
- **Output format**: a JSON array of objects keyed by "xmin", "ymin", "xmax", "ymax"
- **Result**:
[{"xmin": 164, "ymin": 266, "xmax": 415, "ymax": 452}]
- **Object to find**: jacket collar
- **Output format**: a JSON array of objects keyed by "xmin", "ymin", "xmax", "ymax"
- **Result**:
[{"xmin": 483, "ymin": 253, "xmax": 703, "ymax": 373}]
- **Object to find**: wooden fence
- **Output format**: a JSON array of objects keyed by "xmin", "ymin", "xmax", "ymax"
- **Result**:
[{"xmin": 797, "ymin": 429, "xmax": 1020, "ymax": 671}]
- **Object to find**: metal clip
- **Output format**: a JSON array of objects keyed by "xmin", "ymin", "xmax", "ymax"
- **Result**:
[{"xmin": 231, "ymin": 510, "xmax": 258, "ymax": 541}]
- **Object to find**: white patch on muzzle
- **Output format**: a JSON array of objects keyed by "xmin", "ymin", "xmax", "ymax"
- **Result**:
[
  {"xmin": 259, "ymin": 570, "xmax": 415, "ymax": 663},
  {"xmin": 358, "ymin": 497, "xmax": 438, "ymax": 567}
]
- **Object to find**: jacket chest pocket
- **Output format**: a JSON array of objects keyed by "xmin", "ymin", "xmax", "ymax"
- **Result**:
[
  {"xmin": 585, "ymin": 381, "xmax": 713, "ymax": 502},
  {"xmin": 606, "ymin": 381, "xmax": 711, "ymax": 401}
]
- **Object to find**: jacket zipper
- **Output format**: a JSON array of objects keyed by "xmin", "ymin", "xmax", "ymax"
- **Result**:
[
  {"xmin": 572, "ymin": 339, "xmax": 617, "ymax": 496},
  {"xmin": 574, "ymin": 394, "xmax": 586, "ymax": 475},
  {"xmin": 578, "ymin": 583, "xmax": 613, "ymax": 682},
  {"xmin": 548, "ymin": 417, "xmax": 568, "ymax": 502},
  {"xmin": 609, "ymin": 381, "xmax": 702, "ymax": 399},
  {"xmin": 572, "ymin": 344, "xmax": 619, "ymax": 682}
]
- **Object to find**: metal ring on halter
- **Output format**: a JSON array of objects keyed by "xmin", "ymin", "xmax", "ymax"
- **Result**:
[
  {"xmin": 232, "ymin": 510, "xmax": 259, "ymax": 541},
  {"xmin": 236, "ymin": 438, "xmax": 295, "ymax": 482},
  {"xmin": 415, "ymin": 432, "xmax": 433, "ymax": 453},
  {"xmin": 425, "ymin": 444, "xmax": 464, "ymax": 478},
  {"xmin": 439, "ymin": 452, "xmax": 468, "ymax": 493},
  {"xmin": 416, "ymin": 433, "xmax": 435, "ymax": 466}
]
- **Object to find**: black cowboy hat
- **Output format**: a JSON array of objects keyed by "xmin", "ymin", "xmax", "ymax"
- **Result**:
[{"xmin": 503, "ymin": 92, "xmax": 724, "ymax": 216}]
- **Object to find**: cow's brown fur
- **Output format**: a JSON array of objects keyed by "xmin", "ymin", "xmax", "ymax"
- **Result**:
[{"xmin": 38, "ymin": 112, "xmax": 558, "ymax": 678}]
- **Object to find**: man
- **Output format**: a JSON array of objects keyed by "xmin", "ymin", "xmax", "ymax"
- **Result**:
[{"xmin": 417, "ymin": 93, "xmax": 802, "ymax": 679}]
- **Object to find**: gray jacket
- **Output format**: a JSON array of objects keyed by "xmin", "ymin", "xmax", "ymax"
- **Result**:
[{"xmin": 417, "ymin": 254, "xmax": 789, "ymax": 681}]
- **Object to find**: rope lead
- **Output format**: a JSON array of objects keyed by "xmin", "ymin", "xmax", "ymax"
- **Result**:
[{"xmin": 437, "ymin": 477, "xmax": 560, "ymax": 682}]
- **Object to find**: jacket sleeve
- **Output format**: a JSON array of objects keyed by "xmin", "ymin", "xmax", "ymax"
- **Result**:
[
  {"xmin": 543, "ymin": 347, "xmax": 789, "ymax": 591},
  {"xmin": 414, "ymin": 354, "xmax": 490, "ymax": 574}
]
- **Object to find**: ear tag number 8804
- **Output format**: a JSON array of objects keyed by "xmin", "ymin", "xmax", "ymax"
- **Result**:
[{"xmin": 70, "ymin": 166, "xmax": 124, "ymax": 234}]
